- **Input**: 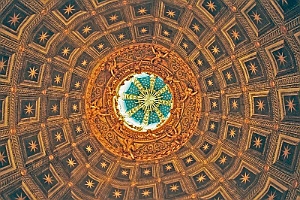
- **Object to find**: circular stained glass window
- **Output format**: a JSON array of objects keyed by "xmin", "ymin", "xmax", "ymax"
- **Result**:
[{"xmin": 117, "ymin": 73, "xmax": 173, "ymax": 131}]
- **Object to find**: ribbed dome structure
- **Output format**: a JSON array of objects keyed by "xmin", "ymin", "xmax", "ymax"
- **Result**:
[{"xmin": 0, "ymin": 0, "xmax": 299, "ymax": 199}]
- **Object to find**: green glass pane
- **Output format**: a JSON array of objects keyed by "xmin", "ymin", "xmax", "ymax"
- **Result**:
[
  {"xmin": 161, "ymin": 91, "xmax": 172, "ymax": 100},
  {"xmin": 158, "ymin": 105, "xmax": 171, "ymax": 117},
  {"xmin": 137, "ymin": 76, "xmax": 150, "ymax": 89},
  {"xmin": 124, "ymin": 99, "xmax": 138, "ymax": 111},
  {"xmin": 148, "ymin": 111, "xmax": 160, "ymax": 124},
  {"xmin": 125, "ymin": 83, "xmax": 140, "ymax": 95},
  {"xmin": 131, "ymin": 109, "xmax": 145, "ymax": 124},
  {"xmin": 154, "ymin": 77, "xmax": 165, "ymax": 91}
]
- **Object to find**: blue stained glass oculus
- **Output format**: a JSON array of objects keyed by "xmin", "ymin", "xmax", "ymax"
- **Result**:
[{"xmin": 117, "ymin": 73, "xmax": 173, "ymax": 131}]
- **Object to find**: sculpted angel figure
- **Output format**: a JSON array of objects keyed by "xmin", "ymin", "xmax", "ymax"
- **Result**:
[
  {"xmin": 165, "ymin": 73, "xmax": 180, "ymax": 84},
  {"xmin": 120, "ymin": 138, "xmax": 136, "ymax": 160},
  {"xmin": 181, "ymin": 86, "xmax": 197, "ymax": 102},
  {"xmin": 146, "ymin": 129, "xmax": 159, "ymax": 138},
  {"xmin": 151, "ymin": 46, "xmax": 169, "ymax": 65},
  {"xmin": 170, "ymin": 106, "xmax": 183, "ymax": 120},
  {"xmin": 113, "ymin": 120, "xmax": 125, "ymax": 133},
  {"xmin": 90, "ymin": 99, "xmax": 110, "ymax": 117},
  {"xmin": 166, "ymin": 125, "xmax": 179, "ymax": 138},
  {"xmin": 165, "ymin": 125, "xmax": 183, "ymax": 145},
  {"xmin": 106, "ymin": 58, "xmax": 117, "ymax": 77},
  {"xmin": 134, "ymin": 60, "xmax": 143, "ymax": 74}
]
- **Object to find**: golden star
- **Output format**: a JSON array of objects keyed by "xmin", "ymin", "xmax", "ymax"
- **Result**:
[
  {"xmin": 206, "ymin": 0, "xmax": 217, "ymax": 11},
  {"xmin": 61, "ymin": 47, "xmax": 70, "ymax": 56},
  {"xmin": 248, "ymin": 62, "xmax": 258, "ymax": 74},
  {"xmin": 211, "ymin": 101, "xmax": 218, "ymax": 108},
  {"xmin": 225, "ymin": 71, "xmax": 233, "ymax": 81},
  {"xmin": 281, "ymin": 145, "xmax": 291, "ymax": 159},
  {"xmin": 85, "ymin": 145, "xmax": 93, "ymax": 153},
  {"xmin": 109, "ymin": 14, "xmax": 118, "ymax": 22},
  {"xmin": 43, "ymin": 174, "xmax": 53, "ymax": 184},
  {"xmin": 143, "ymin": 168, "xmax": 151, "ymax": 175},
  {"xmin": 285, "ymin": 98, "xmax": 296, "ymax": 112},
  {"xmin": 97, "ymin": 43, "xmax": 104, "ymax": 50},
  {"xmin": 64, "ymin": 4, "xmax": 75, "ymax": 15},
  {"xmin": 82, "ymin": 25, "xmax": 92, "ymax": 34},
  {"xmin": 165, "ymin": 164, "xmax": 173, "ymax": 171},
  {"xmin": 8, "ymin": 12, "xmax": 21, "ymax": 26},
  {"xmin": 231, "ymin": 29, "xmax": 240, "ymax": 40},
  {"xmin": 118, "ymin": 33, "xmax": 125, "ymax": 40},
  {"xmin": 209, "ymin": 122, "xmax": 216, "ymax": 130},
  {"xmin": 81, "ymin": 59, "xmax": 88, "ymax": 66},
  {"xmin": 185, "ymin": 157, "xmax": 193, "ymax": 164},
  {"xmin": 67, "ymin": 157, "xmax": 76, "ymax": 167},
  {"xmin": 192, "ymin": 23, "xmax": 200, "ymax": 32},
  {"xmin": 229, "ymin": 128, "xmax": 236, "ymax": 138},
  {"xmin": 100, "ymin": 161, "xmax": 107, "ymax": 168},
  {"xmin": 170, "ymin": 184, "xmax": 179, "ymax": 192},
  {"xmin": 219, "ymin": 155, "xmax": 227, "ymax": 164},
  {"xmin": 27, "ymin": 67, "xmax": 38, "ymax": 79},
  {"xmin": 24, "ymin": 103, "xmax": 34, "ymax": 115},
  {"xmin": 202, "ymin": 143, "xmax": 210, "ymax": 151},
  {"xmin": 207, "ymin": 79, "xmax": 213, "ymax": 86},
  {"xmin": 138, "ymin": 7, "xmax": 147, "ymax": 15},
  {"xmin": 140, "ymin": 27, "xmax": 148, "ymax": 34},
  {"xmin": 240, "ymin": 172, "xmax": 250, "ymax": 184},
  {"xmin": 85, "ymin": 179, "xmax": 94, "ymax": 188},
  {"xmin": 39, "ymin": 31, "xmax": 49, "ymax": 42},
  {"xmin": 54, "ymin": 74, "xmax": 62, "ymax": 84},
  {"xmin": 251, "ymin": 11, "xmax": 262, "ymax": 24},
  {"xmin": 74, "ymin": 81, "xmax": 81, "ymax": 89},
  {"xmin": 182, "ymin": 42, "xmax": 189, "ymax": 49},
  {"xmin": 231, "ymin": 100, "xmax": 238, "ymax": 109},
  {"xmin": 51, "ymin": 104, "xmax": 59, "ymax": 113},
  {"xmin": 166, "ymin": 10, "xmax": 176, "ymax": 18},
  {"xmin": 196, "ymin": 59, "xmax": 203, "ymax": 66},
  {"xmin": 276, "ymin": 52, "xmax": 287, "ymax": 65},
  {"xmin": 72, "ymin": 104, "xmax": 78, "ymax": 111},
  {"xmin": 28, "ymin": 140, "xmax": 38, "ymax": 152},
  {"xmin": 0, "ymin": 57, "xmax": 7, "ymax": 72},
  {"xmin": 196, "ymin": 174, "xmax": 206, "ymax": 183},
  {"xmin": 256, "ymin": 100, "xmax": 265, "ymax": 111},
  {"xmin": 121, "ymin": 169, "xmax": 128, "ymax": 176},
  {"xmin": 141, "ymin": 189, "xmax": 151, "ymax": 197},
  {"xmin": 54, "ymin": 132, "xmax": 63, "ymax": 142},
  {"xmin": 113, "ymin": 189, "xmax": 122, "ymax": 198},
  {"xmin": 75, "ymin": 125, "xmax": 82, "ymax": 133},
  {"xmin": 0, "ymin": 151, "xmax": 7, "ymax": 165},
  {"xmin": 281, "ymin": 0, "xmax": 288, "ymax": 4},
  {"xmin": 253, "ymin": 137, "xmax": 262, "ymax": 148},
  {"xmin": 162, "ymin": 30, "xmax": 170, "ymax": 36},
  {"xmin": 211, "ymin": 45, "xmax": 220, "ymax": 54},
  {"xmin": 15, "ymin": 193, "xmax": 27, "ymax": 200},
  {"xmin": 267, "ymin": 191, "xmax": 277, "ymax": 200}
]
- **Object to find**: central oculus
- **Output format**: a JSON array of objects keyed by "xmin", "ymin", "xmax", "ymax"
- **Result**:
[{"xmin": 117, "ymin": 73, "xmax": 173, "ymax": 131}]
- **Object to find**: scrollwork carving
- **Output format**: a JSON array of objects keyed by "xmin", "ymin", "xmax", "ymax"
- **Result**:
[{"xmin": 85, "ymin": 43, "xmax": 201, "ymax": 161}]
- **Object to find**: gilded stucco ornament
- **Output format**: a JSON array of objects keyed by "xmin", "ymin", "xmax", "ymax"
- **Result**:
[{"xmin": 85, "ymin": 44, "xmax": 201, "ymax": 161}]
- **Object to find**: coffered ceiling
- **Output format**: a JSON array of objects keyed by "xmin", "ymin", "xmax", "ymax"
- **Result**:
[{"xmin": 0, "ymin": 0, "xmax": 299, "ymax": 199}]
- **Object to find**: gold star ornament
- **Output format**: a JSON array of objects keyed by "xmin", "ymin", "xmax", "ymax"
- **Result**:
[{"xmin": 138, "ymin": 7, "xmax": 147, "ymax": 15}]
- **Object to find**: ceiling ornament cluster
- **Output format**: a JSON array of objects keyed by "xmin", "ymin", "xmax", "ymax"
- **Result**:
[
  {"xmin": 117, "ymin": 72, "xmax": 173, "ymax": 131},
  {"xmin": 86, "ymin": 44, "xmax": 201, "ymax": 160}
]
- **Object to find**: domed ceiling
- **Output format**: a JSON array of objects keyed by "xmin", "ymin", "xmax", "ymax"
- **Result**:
[{"xmin": 0, "ymin": 0, "xmax": 299, "ymax": 199}]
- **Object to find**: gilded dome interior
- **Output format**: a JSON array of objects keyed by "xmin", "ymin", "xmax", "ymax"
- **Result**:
[{"xmin": 0, "ymin": 0, "xmax": 299, "ymax": 199}]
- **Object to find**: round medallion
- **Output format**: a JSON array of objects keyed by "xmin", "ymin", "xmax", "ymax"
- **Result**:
[
  {"xmin": 85, "ymin": 43, "xmax": 201, "ymax": 161},
  {"xmin": 117, "ymin": 73, "xmax": 172, "ymax": 131}
]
